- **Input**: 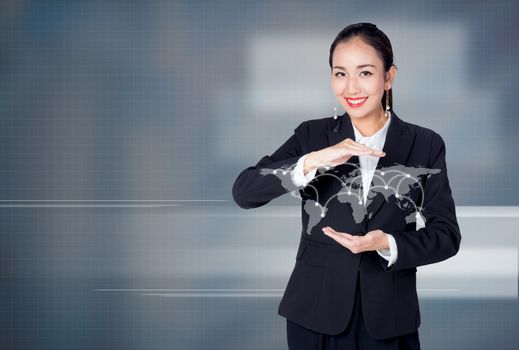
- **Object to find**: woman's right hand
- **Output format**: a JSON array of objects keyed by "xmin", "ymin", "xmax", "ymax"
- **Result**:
[{"xmin": 303, "ymin": 138, "xmax": 386, "ymax": 174}]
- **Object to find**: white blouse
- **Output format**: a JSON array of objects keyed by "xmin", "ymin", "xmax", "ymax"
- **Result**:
[{"xmin": 290, "ymin": 115, "xmax": 398, "ymax": 267}]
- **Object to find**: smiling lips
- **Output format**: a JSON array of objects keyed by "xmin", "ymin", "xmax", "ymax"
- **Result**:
[{"xmin": 345, "ymin": 96, "xmax": 368, "ymax": 108}]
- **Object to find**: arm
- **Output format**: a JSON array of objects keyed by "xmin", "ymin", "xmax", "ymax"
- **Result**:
[
  {"xmin": 378, "ymin": 133, "xmax": 462, "ymax": 272},
  {"xmin": 232, "ymin": 121, "xmax": 310, "ymax": 209}
]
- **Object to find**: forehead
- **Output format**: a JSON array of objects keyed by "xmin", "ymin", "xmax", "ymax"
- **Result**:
[{"xmin": 332, "ymin": 37, "xmax": 382, "ymax": 69}]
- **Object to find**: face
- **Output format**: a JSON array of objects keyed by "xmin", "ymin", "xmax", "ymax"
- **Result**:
[{"xmin": 331, "ymin": 36, "xmax": 396, "ymax": 121}]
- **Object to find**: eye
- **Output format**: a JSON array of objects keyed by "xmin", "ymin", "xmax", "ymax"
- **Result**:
[
  {"xmin": 360, "ymin": 71, "xmax": 373, "ymax": 77},
  {"xmin": 334, "ymin": 72, "xmax": 345, "ymax": 78}
]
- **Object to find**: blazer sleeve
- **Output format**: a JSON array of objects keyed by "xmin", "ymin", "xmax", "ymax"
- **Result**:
[
  {"xmin": 379, "ymin": 132, "xmax": 462, "ymax": 272},
  {"xmin": 232, "ymin": 121, "xmax": 309, "ymax": 209}
]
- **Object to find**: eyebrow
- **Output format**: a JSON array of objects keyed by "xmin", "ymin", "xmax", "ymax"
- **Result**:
[{"xmin": 333, "ymin": 64, "xmax": 375, "ymax": 70}]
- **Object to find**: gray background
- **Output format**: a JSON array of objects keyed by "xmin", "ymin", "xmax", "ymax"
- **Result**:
[{"xmin": 0, "ymin": 1, "xmax": 517, "ymax": 349}]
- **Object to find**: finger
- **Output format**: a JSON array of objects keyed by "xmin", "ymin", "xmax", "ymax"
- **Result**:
[
  {"xmin": 322, "ymin": 226, "xmax": 342, "ymax": 235},
  {"xmin": 346, "ymin": 141, "xmax": 377, "ymax": 152},
  {"xmin": 322, "ymin": 229, "xmax": 366, "ymax": 253},
  {"xmin": 323, "ymin": 229, "xmax": 352, "ymax": 247},
  {"xmin": 357, "ymin": 144, "xmax": 386, "ymax": 156},
  {"xmin": 351, "ymin": 141, "xmax": 386, "ymax": 155},
  {"xmin": 352, "ymin": 149, "xmax": 378, "ymax": 155},
  {"xmin": 355, "ymin": 148, "xmax": 385, "ymax": 156},
  {"xmin": 339, "ymin": 232, "xmax": 356, "ymax": 239},
  {"xmin": 323, "ymin": 227, "xmax": 355, "ymax": 240},
  {"xmin": 322, "ymin": 227, "xmax": 338, "ymax": 237},
  {"xmin": 322, "ymin": 227, "xmax": 343, "ymax": 240},
  {"xmin": 340, "ymin": 143, "xmax": 385, "ymax": 158},
  {"xmin": 350, "ymin": 149, "xmax": 382, "ymax": 157},
  {"xmin": 348, "ymin": 139, "xmax": 373, "ymax": 149},
  {"xmin": 342, "ymin": 143, "xmax": 365, "ymax": 152},
  {"xmin": 343, "ymin": 138, "xmax": 368, "ymax": 149},
  {"xmin": 322, "ymin": 228, "xmax": 338, "ymax": 240}
]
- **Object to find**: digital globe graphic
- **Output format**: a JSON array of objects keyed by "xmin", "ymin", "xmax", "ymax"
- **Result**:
[{"xmin": 260, "ymin": 162, "xmax": 440, "ymax": 235}]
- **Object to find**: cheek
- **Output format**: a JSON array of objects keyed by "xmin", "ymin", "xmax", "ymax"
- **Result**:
[
  {"xmin": 362, "ymin": 78, "xmax": 385, "ymax": 95},
  {"xmin": 331, "ymin": 79, "xmax": 346, "ymax": 94}
]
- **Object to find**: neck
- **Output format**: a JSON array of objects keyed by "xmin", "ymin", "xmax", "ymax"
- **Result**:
[{"xmin": 351, "ymin": 107, "xmax": 388, "ymax": 137}]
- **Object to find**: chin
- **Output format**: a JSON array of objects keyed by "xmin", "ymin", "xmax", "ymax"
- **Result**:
[
  {"xmin": 349, "ymin": 106, "xmax": 378, "ymax": 118},
  {"xmin": 347, "ymin": 109, "xmax": 368, "ymax": 118}
]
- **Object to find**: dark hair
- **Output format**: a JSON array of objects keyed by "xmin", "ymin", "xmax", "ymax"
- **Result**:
[{"xmin": 329, "ymin": 22, "xmax": 397, "ymax": 111}]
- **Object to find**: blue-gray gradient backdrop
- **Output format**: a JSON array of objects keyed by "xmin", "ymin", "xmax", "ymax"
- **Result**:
[{"xmin": 0, "ymin": 1, "xmax": 518, "ymax": 349}]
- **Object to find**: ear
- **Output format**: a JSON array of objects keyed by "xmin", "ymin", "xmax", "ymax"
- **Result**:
[{"xmin": 385, "ymin": 65, "xmax": 397, "ymax": 90}]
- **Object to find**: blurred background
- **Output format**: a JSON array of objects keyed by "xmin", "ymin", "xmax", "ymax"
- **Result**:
[{"xmin": 0, "ymin": 0, "xmax": 518, "ymax": 349}]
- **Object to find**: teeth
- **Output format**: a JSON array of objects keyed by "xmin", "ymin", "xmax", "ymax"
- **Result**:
[{"xmin": 348, "ymin": 98, "xmax": 367, "ymax": 105}]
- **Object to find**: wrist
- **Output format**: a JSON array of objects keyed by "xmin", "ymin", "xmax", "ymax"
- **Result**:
[
  {"xmin": 303, "ymin": 151, "xmax": 319, "ymax": 174},
  {"xmin": 382, "ymin": 231, "xmax": 390, "ymax": 249}
]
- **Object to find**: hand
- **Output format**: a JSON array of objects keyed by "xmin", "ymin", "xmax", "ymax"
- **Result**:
[
  {"xmin": 321, "ymin": 226, "xmax": 389, "ymax": 253},
  {"xmin": 304, "ymin": 138, "xmax": 386, "ymax": 173}
]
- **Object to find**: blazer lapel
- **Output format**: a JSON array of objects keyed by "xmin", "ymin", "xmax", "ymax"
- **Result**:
[
  {"xmin": 326, "ymin": 110, "xmax": 415, "ymax": 221},
  {"xmin": 364, "ymin": 111, "xmax": 415, "ymax": 219}
]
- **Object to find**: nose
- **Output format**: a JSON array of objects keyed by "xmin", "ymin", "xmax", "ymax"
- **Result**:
[{"xmin": 346, "ymin": 77, "xmax": 361, "ymax": 96}]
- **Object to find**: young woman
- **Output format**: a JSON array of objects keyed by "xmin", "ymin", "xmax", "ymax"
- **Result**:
[{"xmin": 232, "ymin": 22, "xmax": 461, "ymax": 350}]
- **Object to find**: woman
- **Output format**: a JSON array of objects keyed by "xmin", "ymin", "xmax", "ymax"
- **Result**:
[{"xmin": 232, "ymin": 23, "xmax": 461, "ymax": 350}]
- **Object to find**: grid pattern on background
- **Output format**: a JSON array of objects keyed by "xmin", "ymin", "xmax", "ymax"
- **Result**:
[{"xmin": 0, "ymin": 0, "xmax": 518, "ymax": 349}]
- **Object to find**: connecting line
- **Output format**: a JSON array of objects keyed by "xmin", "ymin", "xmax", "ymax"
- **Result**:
[{"xmin": 265, "ymin": 163, "xmax": 428, "ymax": 220}]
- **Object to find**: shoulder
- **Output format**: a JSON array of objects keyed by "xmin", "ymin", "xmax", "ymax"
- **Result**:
[
  {"xmin": 294, "ymin": 116, "xmax": 332, "ymax": 131},
  {"xmin": 292, "ymin": 116, "xmax": 333, "ymax": 140},
  {"xmin": 401, "ymin": 118, "xmax": 445, "ymax": 146},
  {"xmin": 401, "ymin": 118, "xmax": 438, "ymax": 139},
  {"xmin": 400, "ymin": 118, "xmax": 446, "ymax": 167}
]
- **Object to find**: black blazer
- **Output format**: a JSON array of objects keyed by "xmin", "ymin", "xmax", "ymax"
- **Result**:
[{"xmin": 232, "ymin": 110, "xmax": 461, "ymax": 339}]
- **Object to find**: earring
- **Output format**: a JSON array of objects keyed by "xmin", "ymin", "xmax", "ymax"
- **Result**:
[
  {"xmin": 385, "ymin": 88, "xmax": 391, "ymax": 118},
  {"xmin": 333, "ymin": 101, "xmax": 338, "ymax": 119}
]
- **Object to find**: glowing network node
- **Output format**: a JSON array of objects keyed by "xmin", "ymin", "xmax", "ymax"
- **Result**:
[{"xmin": 262, "ymin": 163, "xmax": 431, "ymax": 232}]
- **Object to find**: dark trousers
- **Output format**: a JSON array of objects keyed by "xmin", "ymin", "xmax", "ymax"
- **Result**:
[{"xmin": 286, "ymin": 271, "xmax": 421, "ymax": 350}]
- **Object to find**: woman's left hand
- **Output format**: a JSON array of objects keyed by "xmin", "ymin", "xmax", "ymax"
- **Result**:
[{"xmin": 322, "ymin": 226, "xmax": 389, "ymax": 253}]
